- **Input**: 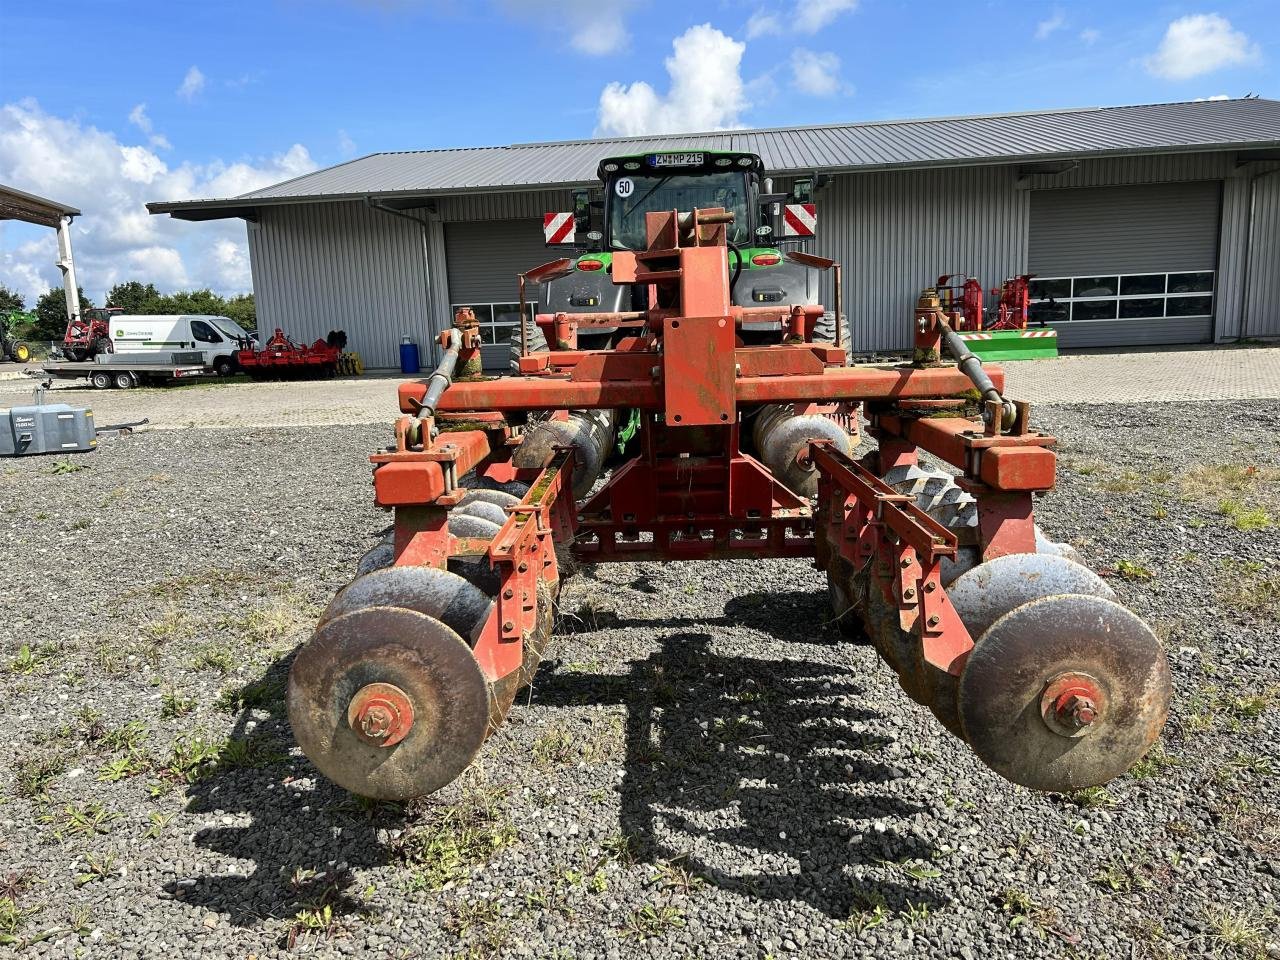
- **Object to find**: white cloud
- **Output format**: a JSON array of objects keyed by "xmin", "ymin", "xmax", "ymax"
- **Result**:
[
  {"xmin": 1080, "ymin": 28, "xmax": 1100, "ymax": 45},
  {"xmin": 501, "ymin": 0, "xmax": 636, "ymax": 55},
  {"xmin": 790, "ymin": 49, "xmax": 848, "ymax": 96},
  {"xmin": 0, "ymin": 98, "xmax": 316, "ymax": 305},
  {"xmin": 746, "ymin": 11, "xmax": 782, "ymax": 38},
  {"xmin": 177, "ymin": 65, "xmax": 206, "ymax": 100},
  {"xmin": 127, "ymin": 103, "xmax": 172, "ymax": 151},
  {"xmin": 1144, "ymin": 14, "xmax": 1260, "ymax": 81},
  {"xmin": 1035, "ymin": 11, "xmax": 1065, "ymax": 40},
  {"xmin": 793, "ymin": 0, "xmax": 857, "ymax": 34},
  {"xmin": 596, "ymin": 24, "xmax": 747, "ymax": 136},
  {"xmin": 338, "ymin": 129, "xmax": 357, "ymax": 156},
  {"xmin": 1194, "ymin": 94, "xmax": 1230, "ymax": 101}
]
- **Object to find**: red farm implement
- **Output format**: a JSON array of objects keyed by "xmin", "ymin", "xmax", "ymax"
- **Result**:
[
  {"xmin": 287, "ymin": 205, "xmax": 1169, "ymax": 803},
  {"xmin": 237, "ymin": 328, "xmax": 346, "ymax": 380}
]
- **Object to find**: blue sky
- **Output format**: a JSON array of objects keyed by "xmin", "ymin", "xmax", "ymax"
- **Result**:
[{"xmin": 1, "ymin": 0, "xmax": 1275, "ymax": 305}]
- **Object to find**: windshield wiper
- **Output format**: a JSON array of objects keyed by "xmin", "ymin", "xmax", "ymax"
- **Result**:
[{"xmin": 623, "ymin": 175, "xmax": 673, "ymax": 219}]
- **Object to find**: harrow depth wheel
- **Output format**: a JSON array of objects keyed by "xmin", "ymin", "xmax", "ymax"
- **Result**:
[
  {"xmin": 288, "ymin": 606, "xmax": 490, "ymax": 800},
  {"xmin": 958, "ymin": 594, "xmax": 1171, "ymax": 792}
]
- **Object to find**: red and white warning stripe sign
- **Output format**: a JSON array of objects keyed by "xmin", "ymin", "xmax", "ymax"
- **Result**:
[
  {"xmin": 543, "ymin": 212, "xmax": 575, "ymax": 245},
  {"xmin": 781, "ymin": 202, "xmax": 817, "ymax": 237},
  {"xmin": 1020, "ymin": 330, "xmax": 1056, "ymax": 338}
]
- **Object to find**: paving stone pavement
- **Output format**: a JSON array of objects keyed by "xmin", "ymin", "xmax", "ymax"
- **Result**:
[{"xmin": 1, "ymin": 343, "xmax": 1276, "ymax": 430}]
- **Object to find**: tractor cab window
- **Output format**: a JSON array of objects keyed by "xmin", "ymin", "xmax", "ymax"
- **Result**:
[
  {"xmin": 607, "ymin": 173, "xmax": 749, "ymax": 251},
  {"xmin": 190, "ymin": 320, "xmax": 222, "ymax": 343}
]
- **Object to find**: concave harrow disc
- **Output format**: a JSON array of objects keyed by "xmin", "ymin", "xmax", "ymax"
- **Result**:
[
  {"xmin": 958, "ymin": 594, "xmax": 1171, "ymax": 792},
  {"xmin": 288, "ymin": 606, "xmax": 490, "ymax": 800}
]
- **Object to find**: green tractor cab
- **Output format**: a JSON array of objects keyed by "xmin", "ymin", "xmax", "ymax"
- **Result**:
[{"xmin": 538, "ymin": 151, "xmax": 824, "ymax": 343}]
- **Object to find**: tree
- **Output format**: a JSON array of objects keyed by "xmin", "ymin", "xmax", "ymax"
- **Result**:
[
  {"xmin": 0, "ymin": 284, "xmax": 24, "ymax": 313},
  {"xmin": 147, "ymin": 288, "xmax": 227, "ymax": 316},
  {"xmin": 222, "ymin": 293, "xmax": 256, "ymax": 330},
  {"xmin": 33, "ymin": 287, "xmax": 93, "ymax": 342},
  {"xmin": 106, "ymin": 280, "xmax": 160, "ymax": 313}
]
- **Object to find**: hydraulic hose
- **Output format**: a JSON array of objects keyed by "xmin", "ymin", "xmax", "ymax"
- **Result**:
[
  {"xmin": 936, "ymin": 316, "xmax": 1015, "ymax": 428},
  {"xmin": 727, "ymin": 240, "xmax": 744, "ymax": 300},
  {"xmin": 419, "ymin": 328, "xmax": 461, "ymax": 416}
]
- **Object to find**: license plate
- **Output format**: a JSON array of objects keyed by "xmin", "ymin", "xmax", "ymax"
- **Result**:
[{"xmin": 650, "ymin": 152, "xmax": 703, "ymax": 167}]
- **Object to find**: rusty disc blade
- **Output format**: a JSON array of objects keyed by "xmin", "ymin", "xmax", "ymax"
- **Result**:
[
  {"xmin": 958, "ymin": 594, "xmax": 1171, "ymax": 792},
  {"xmin": 946, "ymin": 552, "xmax": 1115, "ymax": 641},
  {"xmin": 288, "ymin": 607, "xmax": 490, "ymax": 800},
  {"xmin": 320, "ymin": 565, "xmax": 492, "ymax": 643}
]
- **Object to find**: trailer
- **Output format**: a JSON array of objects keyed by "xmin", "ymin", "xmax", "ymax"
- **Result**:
[{"xmin": 40, "ymin": 352, "xmax": 210, "ymax": 389}]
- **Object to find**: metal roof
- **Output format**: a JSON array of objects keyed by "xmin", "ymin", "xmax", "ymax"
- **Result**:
[
  {"xmin": 150, "ymin": 98, "xmax": 1280, "ymax": 220},
  {"xmin": 1, "ymin": 183, "xmax": 81, "ymax": 227}
]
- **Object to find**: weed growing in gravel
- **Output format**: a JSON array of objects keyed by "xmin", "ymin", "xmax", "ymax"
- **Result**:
[
  {"xmin": 1070, "ymin": 460, "xmax": 1103, "ymax": 476},
  {"xmin": 445, "ymin": 897, "xmax": 503, "ymax": 936},
  {"xmin": 215, "ymin": 676, "xmax": 285, "ymax": 714},
  {"xmin": 1217, "ymin": 560, "xmax": 1280, "ymax": 617},
  {"xmin": 622, "ymin": 904, "xmax": 685, "ymax": 939},
  {"xmin": 1067, "ymin": 786, "xmax": 1117, "ymax": 809},
  {"xmin": 143, "ymin": 609, "xmax": 194, "ymax": 644},
  {"xmin": 58, "ymin": 802, "xmax": 117, "ymax": 837},
  {"xmin": 1218, "ymin": 499, "xmax": 1274, "ymax": 531},
  {"xmin": 101, "ymin": 720, "xmax": 148, "ymax": 753},
  {"xmin": 600, "ymin": 832, "xmax": 640, "ymax": 866},
  {"xmin": 1090, "ymin": 857, "xmax": 1148, "ymax": 893},
  {"xmin": 1181, "ymin": 462, "xmax": 1280, "ymax": 500},
  {"xmin": 97, "ymin": 753, "xmax": 150, "ymax": 783},
  {"xmin": 163, "ymin": 733, "xmax": 283, "ymax": 783},
  {"xmin": 997, "ymin": 888, "xmax": 1062, "ymax": 937},
  {"xmin": 144, "ymin": 567, "xmax": 256, "ymax": 601},
  {"xmin": 880, "ymin": 857, "xmax": 943, "ymax": 881},
  {"xmin": 1114, "ymin": 559, "xmax": 1154, "ymax": 581},
  {"xmin": 160, "ymin": 688, "xmax": 196, "ymax": 718},
  {"xmin": 1098, "ymin": 470, "xmax": 1142, "ymax": 493},
  {"xmin": 1204, "ymin": 904, "xmax": 1271, "ymax": 957},
  {"xmin": 14, "ymin": 754, "xmax": 66, "ymax": 799},
  {"xmin": 0, "ymin": 895, "xmax": 36, "ymax": 946},
  {"xmin": 845, "ymin": 890, "xmax": 890, "ymax": 934},
  {"xmin": 397, "ymin": 786, "xmax": 517, "ymax": 889},
  {"xmin": 74, "ymin": 852, "xmax": 118, "ymax": 887},
  {"xmin": 47, "ymin": 458, "xmax": 87, "ymax": 475},
  {"xmin": 1128, "ymin": 742, "xmax": 1178, "ymax": 780},
  {"xmin": 189, "ymin": 644, "xmax": 235, "ymax": 674},
  {"xmin": 650, "ymin": 856, "xmax": 707, "ymax": 895},
  {"xmin": 143, "ymin": 812, "xmax": 174, "ymax": 839},
  {"xmin": 5, "ymin": 643, "xmax": 48, "ymax": 675}
]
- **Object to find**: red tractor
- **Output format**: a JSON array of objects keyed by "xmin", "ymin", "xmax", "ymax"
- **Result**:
[{"xmin": 61, "ymin": 306, "xmax": 123, "ymax": 361}]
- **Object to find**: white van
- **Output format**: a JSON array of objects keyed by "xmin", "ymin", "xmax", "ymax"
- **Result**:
[{"xmin": 107, "ymin": 315, "xmax": 253, "ymax": 376}]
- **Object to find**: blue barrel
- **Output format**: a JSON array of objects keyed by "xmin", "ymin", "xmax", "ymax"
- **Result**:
[{"xmin": 399, "ymin": 337, "xmax": 420, "ymax": 374}]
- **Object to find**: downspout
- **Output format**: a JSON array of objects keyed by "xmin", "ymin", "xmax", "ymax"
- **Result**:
[
  {"xmin": 1237, "ymin": 166, "xmax": 1280, "ymax": 342},
  {"xmin": 55, "ymin": 215, "xmax": 81, "ymax": 324},
  {"xmin": 367, "ymin": 197, "xmax": 434, "ymax": 358}
]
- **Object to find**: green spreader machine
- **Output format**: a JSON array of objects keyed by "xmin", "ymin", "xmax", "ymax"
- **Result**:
[{"xmin": 935, "ymin": 274, "xmax": 1058, "ymax": 361}]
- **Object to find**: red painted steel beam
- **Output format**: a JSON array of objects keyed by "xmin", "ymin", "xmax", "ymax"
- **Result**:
[
  {"xmin": 405, "ymin": 365, "xmax": 1006, "ymax": 414},
  {"xmin": 876, "ymin": 413, "xmax": 1055, "ymax": 491}
]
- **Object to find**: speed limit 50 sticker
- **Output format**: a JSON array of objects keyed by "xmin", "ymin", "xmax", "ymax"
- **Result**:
[{"xmin": 615, "ymin": 177, "xmax": 634, "ymax": 198}]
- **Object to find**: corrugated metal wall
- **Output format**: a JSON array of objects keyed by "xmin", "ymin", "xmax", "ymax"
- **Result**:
[
  {"xmin": 1242, "ymin": 169, "xmax": 1280, "ymax": 338},
  {"xmin": 248, "ymin": 200, "xmax": 433, "ymax": 368},
  {"xmin": 819, "ymin": 165, "xmax": 1027, "ymax": 353}
]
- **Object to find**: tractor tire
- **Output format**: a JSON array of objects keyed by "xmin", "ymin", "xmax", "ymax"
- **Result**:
[
  {"xmin": 508, "ymin": 317, "xmax": 549, "ymax": 373},
  {"xmin": 813, "ymin": 312, "xmax": 843, "ymax": 351},
  {"xmin": 93, "ymin": 337, "xmax": 113, "ymax": 357},
  {"xmin": 67, "ymin": 348, "xmax": 89, "ymax": 362},
  {"xmin": 90, "ymin": 370, "xmax": 113, "ymax": 390},
  {"xmin": 9, "ymin": 341, "xmax": 31, "ymax": 364}
]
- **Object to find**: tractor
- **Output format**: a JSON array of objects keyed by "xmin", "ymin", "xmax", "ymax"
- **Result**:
[
  {"xmin": 1, "ymin": 310, "xmax": 34, "ymax": 363},
  {"xmin": 286, "ymin": 150, "xmax": 1171, "ymax": 806},
  {"xmin": 61, "ymin": 305, "xmax": 123, "ymax": 361}
]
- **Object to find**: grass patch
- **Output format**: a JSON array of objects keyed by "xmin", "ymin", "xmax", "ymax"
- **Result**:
[
  {"xmin": 189, "ymin": 644, "xmax": 235, "ymax": 674},
  {"xmin": 1204, "ymin": 904, "xmax": 1270, "ymax": 958},
  {"xmin": 397, "ymin": 786, "xmax": 517, "ymax": 890},
  {"xmin": 0, "ymin": 895, "xmax": 37, "ymax": 947},
  {"xmin": 1181, "ymin": 463, "xmax": 1280, "ymax": 500},
  {"xmin": 160, "ymin": 688, "xmax": 196, "ymax": 718},
  {"xmin": 1114, "ymin": 559, "xmax": 1154, "ymax": 581},
  {"xmin": 622, "ymin": 904, "xmax": 685, "ymax": 939},
  {"xmin": 1128, "ymin": 742, "xmax": 1178, "ymax": 780},
  {"xmin": 1217, "ymin": 560, "xmax": 1280, "ymax": 616},
  {"xmin": 1218, "ymin": 499, "xmax": 1273, "ymax": 531},
  {"xmin": 47, "ymin": 458, "xmax": 87, "ymax": 475},
  {"xmin": 215, "ymin": 676, "xmax": 286, "ymax": 713},
  {"xmin": 163, "ymin": 733, "xmax": 284, "ymax": 783},
  {"xmin": 14, "ymin": 754, "xmax": 66, "ymax": 799},
  {"xmin": 997, "ymin": 887, "xmax": 1062, "ymax": 937}
]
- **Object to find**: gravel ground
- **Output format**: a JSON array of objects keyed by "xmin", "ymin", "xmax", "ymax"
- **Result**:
[{"xmin": 1, "ymin": 402, "xmax": 1277, "ymax": 959}]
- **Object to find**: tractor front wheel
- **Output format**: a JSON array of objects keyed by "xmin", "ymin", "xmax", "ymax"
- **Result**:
[{"xmin": 9, "ymin": 341, "xmax": 31, "ymax": 363}]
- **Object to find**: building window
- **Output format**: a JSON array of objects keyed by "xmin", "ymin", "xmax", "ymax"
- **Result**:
[
  {"xmin": 450, "ymin": 302, "xmax": 537, "ymax": 344},
  {"xmin": 1028, "ymin": 271, "xmax": 1214, "ymax": 323}
]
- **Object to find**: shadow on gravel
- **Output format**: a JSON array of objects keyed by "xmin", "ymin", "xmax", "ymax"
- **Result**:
[
  {"xmin": 558, "ymin": 587, "xmax": 835, "ymax": 644},
  {"xmin": 165, "ymin": 654, "xmax": 406, "ymax": 932},
  {"xmin": 532, "ymin": 633, "xmax": 943, "ymax": 919}
]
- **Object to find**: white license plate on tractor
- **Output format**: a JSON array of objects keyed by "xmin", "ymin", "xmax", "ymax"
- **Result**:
[{"xmin": 651, "ymin": 152, "xmax": 703, "ymax": 167}]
